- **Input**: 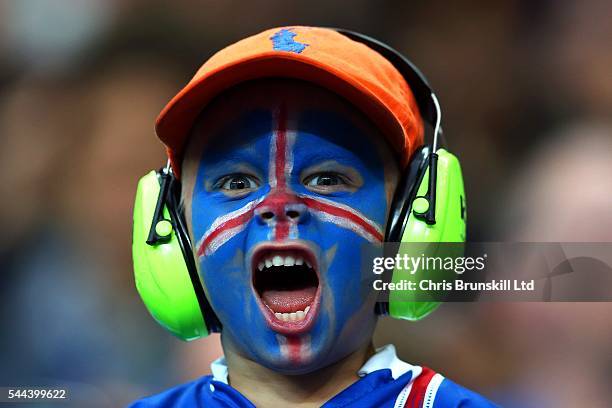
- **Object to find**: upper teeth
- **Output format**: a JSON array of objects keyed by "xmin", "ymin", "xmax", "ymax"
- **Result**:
[{"xmin": 257, "ymin": 254, "xmax": 312, "ymax": 271}]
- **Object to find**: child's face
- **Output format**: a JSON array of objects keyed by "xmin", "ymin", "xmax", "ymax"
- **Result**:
[{"xmin": 182, "ymin": 80, "xmax": 398, "ymax": 373}]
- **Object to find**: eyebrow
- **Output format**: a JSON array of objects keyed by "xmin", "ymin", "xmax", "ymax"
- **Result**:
[
  {"xmin": 200, "ymin": 138, "xmax": 268, "ymax": 165},
  {"xmin": 293, "ymin": 147, "xmax": 372, "ymax": 170},
  {"xmin": 299, "ymin": 158, "xmax": 361, "ymax": 171}
]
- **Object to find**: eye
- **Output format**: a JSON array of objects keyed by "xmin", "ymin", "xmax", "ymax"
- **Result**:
[
  {"xmin": 214, "ymin": 174, "xmax": 260, "ymax": 192},
  {"xmin": 300, "ymin": 162, "xmax": 362, "ymax": 194},
  {"xmin": 304, "ymin": 173, "xmax": 346, "ymax": 187}
]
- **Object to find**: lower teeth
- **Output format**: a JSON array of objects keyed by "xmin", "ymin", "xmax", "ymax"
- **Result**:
[{"xmin": 273, "ymin": 306, "xmax": 311, "ymax": 322}]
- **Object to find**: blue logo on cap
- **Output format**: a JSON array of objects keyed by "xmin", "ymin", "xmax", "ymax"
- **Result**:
[{"xmin": 270, "ymin": 28, "xmax": 308, "ymax": 54}]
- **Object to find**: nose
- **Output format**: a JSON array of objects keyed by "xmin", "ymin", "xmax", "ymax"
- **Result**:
[
  {"xmin": 258, "ymin": 206, "xmax": 305, "ymax": 222},
  {"xmin": 255, "ymin": 193, "xmax": 310, "ymax": 225}
]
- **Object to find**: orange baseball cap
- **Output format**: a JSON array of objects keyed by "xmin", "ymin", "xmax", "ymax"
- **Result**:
[{"xmin": 156, "ymin": 26, "xmax": 424, "ymax": 179}]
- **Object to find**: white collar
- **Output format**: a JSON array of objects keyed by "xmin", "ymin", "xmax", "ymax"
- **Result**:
[
  {"xmin": 357, "ymin": 344, "xmax": 420, "ymax": 379},
  {"xmin": 210, "ymin": 355, "xmax": 229, "ymax": 384},
  {"xmin": 210, "ymin": 343, "xmax": 419, "ymax": 384}
]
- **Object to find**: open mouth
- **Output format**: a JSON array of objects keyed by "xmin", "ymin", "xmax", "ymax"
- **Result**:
[{"xmin": 251, "ymin": 244, "xmax": 321, "ymax": 335}]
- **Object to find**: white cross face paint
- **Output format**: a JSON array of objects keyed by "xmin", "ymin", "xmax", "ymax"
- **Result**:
[{"xmin": 196, "ymin": 104, "xmax": 383, "ymax": 258}]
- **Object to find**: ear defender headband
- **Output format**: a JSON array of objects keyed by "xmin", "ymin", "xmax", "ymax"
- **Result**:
[{"xmin": 132, "ymin": 29, "xmax": 466, "ymax": 341}]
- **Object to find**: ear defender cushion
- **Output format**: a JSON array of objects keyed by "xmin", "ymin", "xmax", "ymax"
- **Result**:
[
  {"xmin": 386, "ymin": 148, "xmax": 467, "ymax": 321},
  {"xmin": 132, "ymin": 171, "xmax": 208, "ymax": 340}
]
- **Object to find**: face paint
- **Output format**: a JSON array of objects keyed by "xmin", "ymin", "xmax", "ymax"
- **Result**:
[{"xmin": 189, "ymin": 83, "xmax": 391, "ymax": 372}]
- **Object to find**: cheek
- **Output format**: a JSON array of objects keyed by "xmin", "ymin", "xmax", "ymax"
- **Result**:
[
  {"xmin": 197, "ymin": 241, "xmax": 258, "ymax": 330},
  {"xmin": 325, "ymin": 178, "xmax": 390, "ymax": 231},
  {"xmin": 314, "ymin": 186, "xmax": 387, "ymax": 325},
  {"xmin": 356, "ymin": 182, "xmax": 390, "ymax": 225},
  {"xmin": 189, "ymin": 193, "xmax": 249, "ymax": 309},
  {"xmin": 322, "ymin": 232, "xmax": 377, "ymax": 304}
]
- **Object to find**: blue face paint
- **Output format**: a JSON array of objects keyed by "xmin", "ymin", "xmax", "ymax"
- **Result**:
[{"xmin": 190, "ymin": 96, "xmax": 390, "ymax": 372}]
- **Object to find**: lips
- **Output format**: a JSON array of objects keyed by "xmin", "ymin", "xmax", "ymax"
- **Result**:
[{"xmin": 251, "ymin": 244, "xmax": 320, "ymax": 335}]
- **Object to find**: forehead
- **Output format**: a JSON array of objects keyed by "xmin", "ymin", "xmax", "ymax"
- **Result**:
[{"xmin": 184, "ymin": 79, "xmax": 392, "ymax": 167}]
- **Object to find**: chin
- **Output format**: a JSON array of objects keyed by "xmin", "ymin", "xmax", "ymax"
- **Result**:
[
  {"xmin": 245, "ymin": 310, "xmax": 376, "ymax": 375},
  {"xmin": 250, "ymin": 338, "xmax": 342, "ymax": 375}
]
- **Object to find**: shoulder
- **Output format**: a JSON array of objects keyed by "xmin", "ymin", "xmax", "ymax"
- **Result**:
[
  {"xmin": 400, "ymin": 367, "xmax": 499, "ymax": 408},
  {"xmin": 353, "ymin": 344, "xmax": 498, "ymax": 408},
  {"xmin": 432, "ymin": 377, "xmax": 499, "ymax": 408},
  {"xmin": 128, "ymin": 376, "xmax": 214, "ymax": 408}
]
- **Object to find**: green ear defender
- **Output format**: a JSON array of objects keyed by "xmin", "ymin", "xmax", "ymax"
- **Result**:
[
  {"xmin": 383, "ymin": 146, "xmax": 466, "ymax": 320},
  {"xmin": 132, "ymin": 29, "xmax": 466, "ymax": 340},
  {"xmin": 133, "ymin": 165, "xmax": 220, "ymax": 340}
]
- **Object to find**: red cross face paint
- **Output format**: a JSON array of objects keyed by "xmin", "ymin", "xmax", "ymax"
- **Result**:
[{"xmin": 183, "ymin": 80, "xmax": 397, "ymax": 372}]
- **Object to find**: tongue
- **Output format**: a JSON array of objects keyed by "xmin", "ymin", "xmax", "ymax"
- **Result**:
[{"xmin": 261, "ymin": 287, "xmax": 316, "ymax": 313}]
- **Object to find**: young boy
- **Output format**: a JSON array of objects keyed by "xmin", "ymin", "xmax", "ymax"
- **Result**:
[{"xmin": 132, "ymin": 27, "xmax": 497, "ymax": 407}]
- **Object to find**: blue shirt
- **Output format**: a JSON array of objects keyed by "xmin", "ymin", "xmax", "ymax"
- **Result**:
[{"xmin": 130, "ymin": 344, "xmax": 498, "ymax": 407}]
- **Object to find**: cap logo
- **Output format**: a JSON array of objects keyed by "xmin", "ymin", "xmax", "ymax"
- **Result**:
[{"xmin": 270, "ymin": 28, "xmax": 308, "ymax": 54}]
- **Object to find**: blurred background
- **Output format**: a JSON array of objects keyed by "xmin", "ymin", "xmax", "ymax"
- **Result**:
[{"xmin": 1, "ymin": 0, "xmax": 611, "ymax": 406}]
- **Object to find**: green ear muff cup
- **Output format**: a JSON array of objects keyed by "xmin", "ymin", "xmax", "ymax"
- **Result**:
[
  {"xmin": 132, "ymin": 171, "xmax": 209, "ymax": 341},
  {"xmin": 387, "ymin": 149, "xmax": 467, "ymax": 321}
]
